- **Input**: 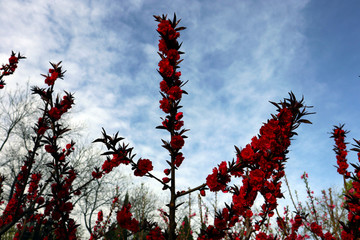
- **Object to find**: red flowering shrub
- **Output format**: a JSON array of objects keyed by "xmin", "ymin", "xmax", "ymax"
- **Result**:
[{"xmin": 1, "ymin": 13, "xmax": 360, "ymax": 240}]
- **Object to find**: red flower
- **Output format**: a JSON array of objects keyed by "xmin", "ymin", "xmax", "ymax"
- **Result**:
[
  {"xmin": 157, "ymin": 20, "xmax": 172, "ymax": 35},
  {"xmin": 162, "ymin": 119, "xmax": 169, "ymax": 129},
  {"xmin": 157, "ymin": 20, "xmax": 180, "ymax": 40},
  {"xmin": 101, "ymin": 160, "xmax": 113, "ymax": 173},
  {"xmin": 158, "ymin": 59, "xmax": 173, "ymax": 78},
  {"xmin": 168, "ymin": 86, "xmax": 182, "ymax": 100},
  {"xmin": 167, "ymin": 49, "xmax": 180, "ymax": 62},
  {"xmin": 341, "ymin": 231, "xmax": 355, "ymax": 240},
  {"xmin": 162, "ymin": 177, "xmax": 170, "ymax": 183},
  {"xmin": 255, "ymin": 232, "xmax": 273, "ymax": 240},
  {"xmin": 174, "ymin": 120, "xmax": 183, "ymax": 131},
  {"xmin": 332, "ymin": 125, "xmax": 350, "ymax": 177},
  {"xmin": 9, "ymin": 55, "xmax": 18, "ymax": 64},
  {"xmin": 174, "ymin": 153, "xmax": 184, "ymax": 167},
  {"xmin": 117, "ymin": 203, "xmax": 139, "ymax": 233},
  {"xmin": 134, "ymin": 158, "xmax": 153, "ymax": 176},
  {"xmin": 48, "ymin": 107, "xmax": 62, "ymax": 120},
  {"xmin": 60, "ymin": 95, "xmax": 74, "ymax": 113},
  {"xmin": 249, "ymin": 169, "xmax": 265, "ymax": 190},
  {"xmin": 45, "ymin": 145, "xmax": 56, "ymax": 153},
  {"xmin": 164, "ymin": 169, "xmax": 170, "ymax": 175},
  {"xmin": 206, "ymin": 162, "xmax": 230, "ymax": 192},
  {"xmin": 147, "ymin": 226, "xmax": 165, "ymax": 240},
  {"xmin": 100, "ymin": 153, "xmax": 130, "ymax": 174},
  {"xmin": 92, "ymin": 171, "xmax": 103, "ymax": 179},
  {"xmin": 200, "ymin": 190, "xmax": 206, "ymax": 197},
  {"xmin": 167, "ymin": 28, "xmax": 180, "ymax": 40},
  {"xmin": 175, "ymin": 112, "xmax": 183, "ymax": 120},
  {"xmin": 159, "ymin": 98, "xmax": 171, "ymax": 113},
  {"xmin": 158, "ymin": 39, "xmax": 168, "ymax": 54},
  {"xmin": 97, "ymin": 210, "xmax": 103, "ymax": 222},
  {"xmin": 45, "ymin": 71, "xmax": 59, "ymax": 86},
  {"xmin": 171, "ymin": 135, "xmax": 184, "ymax": 149},
  {"xmin": 160, "ymin": 80, "xmax": 169, "ymax": 93},
  {"xmin": 310, "ymin": 222, "xmax": 323, "ymax": 237},
  {"xmin": 214, "ymin": 217, "xmax": 227, "ymax": 230},
  {"xmin": 240, "ymin": 144, "xmax": 255, "ymax": 163}
]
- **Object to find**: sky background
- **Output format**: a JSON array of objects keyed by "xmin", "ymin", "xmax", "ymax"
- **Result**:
[{"xmin": 1, "ymin": 0, "xmax": 360, "ymax": 217}]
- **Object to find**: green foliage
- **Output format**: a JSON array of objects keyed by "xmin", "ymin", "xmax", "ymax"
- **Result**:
[{"xmin": 178, "ymin": 216, "xmax": 193, "ymax": 240}]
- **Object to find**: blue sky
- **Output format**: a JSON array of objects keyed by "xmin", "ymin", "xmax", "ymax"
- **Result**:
[{"xmin": 1, "ymin": 0, "xmax": 360, "ymax": 212}]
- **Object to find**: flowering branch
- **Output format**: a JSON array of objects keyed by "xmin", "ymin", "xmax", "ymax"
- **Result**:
[{"xmin": 0, "ymin": 51, "xmax": 25, "ymax": 89}]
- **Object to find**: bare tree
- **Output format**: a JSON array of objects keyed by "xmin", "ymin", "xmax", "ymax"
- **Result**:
[
  {"xmin": 0, "ymin": 82, "xmax": 40, "ymax": 203},
  {"xmin": 72, "ymin": 144, "xmax": 130, "ymax": 237},
  {"xmin": 0, "ymin": 83, "xmax": 132, "ymax": 239}
]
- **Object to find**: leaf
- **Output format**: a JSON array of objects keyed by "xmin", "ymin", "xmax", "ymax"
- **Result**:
[
  {"xmin": 269, "ymin": 101, "xmax": 280, "ymax": 109},
  {"xmin": 179, "ymin": 129, "xmax": 190, "ymax": 135},
  {"xmin": 101, "ymin": 151, "xmax": 115, "ymax": 156},
  {"xmin": 175, "ymin": 27, "xmax": 186, "ymax": 31},
  {"xmin": 234, "ymin": 145, "xmax": 241, "ymax": 155},
  {"xmin": 176, "ymin": 59, "xmax": 184, "ymax": 65},
  {"xmin": 172, "ymin": 13, "xmax": 177, "ymax": 26},
  {"xmin": 153, "ymin": 15, "xmax": 162, "ymax": 22},
  {"xmin": 298, "ymin": 119, "xmax": 312, "ymax": 124},
  {"xmin": 175, "ymin": 202, "xmax": 185, "ymax": 209}
]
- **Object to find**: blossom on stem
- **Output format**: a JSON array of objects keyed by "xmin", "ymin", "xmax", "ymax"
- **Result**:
[
  {"xmin": 170, "ymin": 135, "xmax": 184, "ymax": 149},
  {"xmin": 162, "ymin": 177, "xmax": 170, "ymax": 183},
  {"xmin": 134, "ymin": 158, "xmax": 153, "ymax": 176},
  {"xmin": 117, "ymin": 203, "xmax": 139, "ymax": 233},
  {"xmin": 206, "ymin": 161, "xmax": 230, "ymax": 192},
  {"xmin": 159, "ymin": 98, "xmax": 171, "ymax": 113},
  {"xmin": 158, "ymin": 58, "xmax": 174, "ymax": 78},
  {"xmin": 174, "ymin": 153, "xmax": 184, "ymax": 167},
  {"xmin": 147, "ymin": 226, "xmax": 165, "ymax": 240},
  {"xmin": 0, "ymin": 51, "xmax": 25, "ymax": 89},
  {"xmin": 168, "ymin": 86, "xmax": 182, "ymax": 100},
  {"xmin": 331, "ymin": 125, "xmax": 350, "ymax": 177}
]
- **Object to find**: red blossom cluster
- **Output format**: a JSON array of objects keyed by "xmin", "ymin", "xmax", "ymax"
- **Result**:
[
  {"xmin": 116, "ymin": 203, "xmax": 139, "ymax": 233},
  {"xmin": 92, "ymin": 14, "xmax": 188, "ymax": 238},
  {"xmin": 134, "ymin": 158, "xmax": 153, "ymax": 176},
  {"xmin": 89, "ymin": 210, "xmax": 104, "ymax": 240},
  {"xmin": 206, "ymin": 161, "xmax": 230, "ymax": 192},
  {"xmin": 146, "ymin": 226, "xmax": 166, "ymax": 240},
  {"xmin": 0, "ymin": 51, "xmax": 25, "ymax": 89},
  {"xmin": 0, "ymin": 59, "xmax": 91, "ymax": 240},
  {"xmin": 199, "ymin": 95, "xmax": 313, "ymax": 239},
  {"xmin": 93, "ymin": 129, "xmax": 157, "ymax": 183},
  {"xmin": 154, "ymin": 14, "xmax": 188, "ymax": 198},
  {"xmin": 102, "ymin": 152, "xmax": 129, "ymax": 173},
  {"xmin": 89, "ymin": 194, "xmax": 122, "ymax": 240},
  {"xmin": 332, "ymin": 125, "xmax": 350, "ymax": 176},
  {"xmin": 331, "ymin": 125, "xmax": 360, "ymax": 239}
]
